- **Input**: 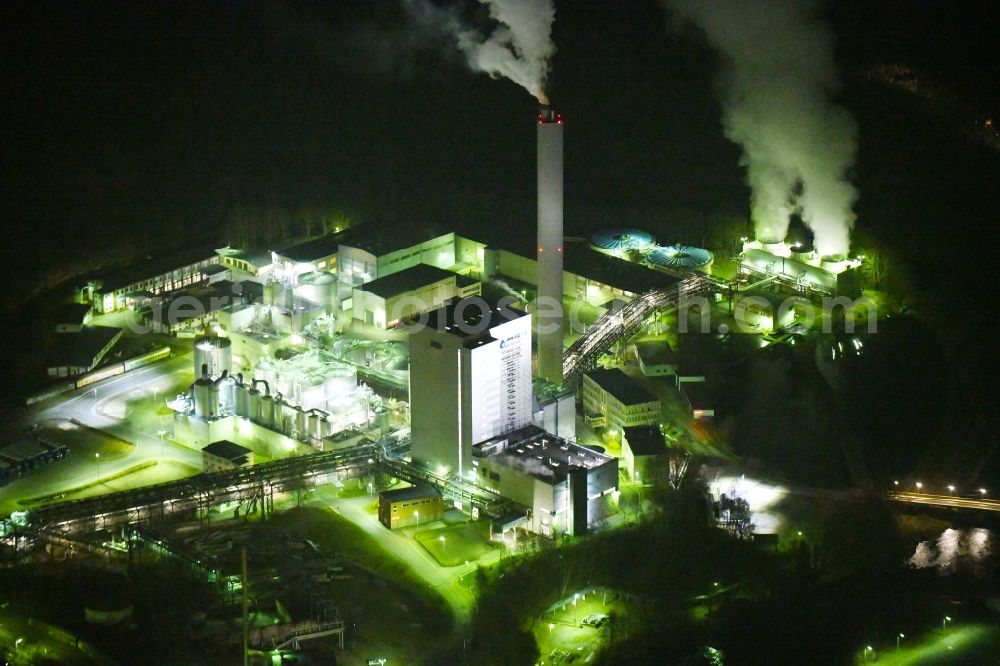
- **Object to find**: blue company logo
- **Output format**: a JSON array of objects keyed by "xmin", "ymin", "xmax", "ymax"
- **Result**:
[{"xmin": 499, "ymin": 332, "xmax": 524, "ymax": 349}]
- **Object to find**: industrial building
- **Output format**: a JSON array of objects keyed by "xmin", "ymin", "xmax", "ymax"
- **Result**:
[
  {"xmin": 351, "ymin": 264, "xmax": 480, "ymax": 329},
  {"xmin": 52, "ymin": 302, "xmax": 94, "ymax": 332},
  {"xmin": 679, "ymin": 381, "xmax": 715, "ymax": 420},
  {"xmin": 472, "ymin": 425, "xmax": 617, "ymax": 537},
  {"xmin": 409, "ymin": 297, "xmax": 533, "ymax": 477},
  {"xmin": 621, "ymin": 426, "xmax": 667, "ymax": 484},
  {"xmin": 169, "ymin": 335, "xmax": 369, "ymax": 449},
  {"xmin": 740, "ymin": 238, "xmax": 861, "ymax": 297},
  {"xmin": 81, "ymin": 245, "xmax": 220, "ymax": 313},
  {"xmin": 631, "ymin": 340, "xmax": 677, "ymax": 377},
  {"xmin": 46, "ymin": 326, "xmax": 124, "ymax": 377},
  {"xmin": 378, "ymin": 485, "xmax": 444, "ymax": 530},
  {"xmin": 201, "ymin": 440, "xmax": 254, "ymax": 473},
  {"xmin": 581, "ymin": 368, "xmax": 661, "ymax": 430}
]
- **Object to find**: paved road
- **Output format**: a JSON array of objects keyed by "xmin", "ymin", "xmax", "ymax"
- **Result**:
[
  {"xmin": 889, "ymin": 492, "xmax": 1000, "ymax": 512},
  {"xmin": 1, "ymin": 354, "xmax": 200, "ymax": 517}
]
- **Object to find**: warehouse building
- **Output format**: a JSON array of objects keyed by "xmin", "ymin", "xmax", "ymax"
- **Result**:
[
  {"xmin": 621, "ymin": 426, "xmax": 667, "ymax": 484},
  {"xmin": 46, "ymin": 326, "xmax": 124, "ymax": 377},
  {"xmin": 472, "ymin": 425, "xmax": 617, "ymax": 537},
  {"xmin": 82, "ymin": 245, "xmax": 220, "ymax": 313},
  {"xmin": 352, "ymin": 264, "xmax": 480, "ymax": 329},
  {"xmin": 581, "ymin": 368, "xmax": 661, "ymax": 431},
  {"xmin": 201, "ymin": 440, "xmax": 254, "ymax": 473},
  {"xmin": 378, "ymin": 485, "xmax": 443, "ymax": 530},
  {"xmin": 631, "ymin": 340, "xmax": 677, "ymax": 377}
]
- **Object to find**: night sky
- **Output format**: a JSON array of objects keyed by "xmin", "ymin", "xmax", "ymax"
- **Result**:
[{"xmin": 2, "ymin": 2, "xmax": 997, "ymax": 263}]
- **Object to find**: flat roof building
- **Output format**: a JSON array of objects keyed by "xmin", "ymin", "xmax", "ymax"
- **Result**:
[
  {"xmin": 632, "ymin": 340, "xmax": 677, "ymax": 377},
  {"xmin": 46, "ymin": 326, "xmax": 124, "ymax": 377},
  {"xmin": 201, "ymin": 440, "xmax": 254, "ymax": 473},
  {"xmin": 621, "ymin": 426, "xmax": 667, "ymax": 484},
  {"xmin": 472, "ymin": 425, "xmax": 617, "ymax": 537},
  {"xmin": 378, "ymin": 484, "xmax": 443, "ymax": 530},
  {"xmin": 352, "ymin": 264, "xmax": 480, "ymax": 329},
  {"xmin": 581, "ymin": 368, "xmax": 661, "ymax": 431}
]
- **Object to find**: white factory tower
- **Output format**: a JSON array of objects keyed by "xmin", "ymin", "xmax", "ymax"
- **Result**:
[
  {"xmin": 409, "ymin": 297, "xmax": 533, "ymax": 477},
  {"xmin": 536, "ymin": 106, "xmax": 564, "ymax": 384}
]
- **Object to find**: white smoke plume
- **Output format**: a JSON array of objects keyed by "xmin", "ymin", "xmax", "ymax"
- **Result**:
[
  {"xmin": 403, "ymin": 0, "xmax": 556, "ymax": 103},
  {"xmin": 663, "ymin": 0, "xmax": 858, "ymax": 256}
]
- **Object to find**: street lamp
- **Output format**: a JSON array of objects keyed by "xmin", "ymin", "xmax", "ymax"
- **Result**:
[
  {"xmin": 897, "ymin": 633, "xmax": 905, "ymax": 650},
  {"xmin": 573, "ymin": 593, "xmax": 580, "ymax": 626},
  {"xmin": 439, "ymin": 534, "xmax": 446, "ymax": 556},
  {"xmin": 980, "ymin": 488, "xmax": 988, "ymax": 497},
  {"xmin": 948, "ymin": 485, "xmax": 955, "ymax": 494},
  {"xmin": 548, "ymin": 623, "xmax": 555, "ymax": 654},
  {"xmin": 943, "ymin": 616, "xmax": 951, "ymax": 630},
  {"xmin": 95, "ymin": 452, "xmax": 101, "ymax": 483},
  {"xmin": 15, "ymin": 638, "xmax": 23, "ymax": 655},
  {"xmin": 863, "ymin": 645, "xmax": 874, "ymax": 663},
  {"xmin": 915, "ymin": 482, "xmax": 922, "ymax": 493}
]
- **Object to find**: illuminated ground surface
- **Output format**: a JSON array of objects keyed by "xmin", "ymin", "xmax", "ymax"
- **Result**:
[
  {"xmin": 413, "ymin": 522, "xmax": 497, "ymax": 567},
  {"xmin": 860, "ymin": 625, "xmax": 1000, "ymax": 665},
  {"xmin": 534, "ymin": 592, "xmax": 634, "ymax": 665},
  {"xmin": 1, "ymin": 353, "xmax": 201, "ymax": 517},
  {"xmin": 0, "ymin": 610, "xmax": 104, "ymax": 665}
]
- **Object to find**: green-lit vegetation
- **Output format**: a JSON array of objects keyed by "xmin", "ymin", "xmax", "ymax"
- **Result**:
[{"xmin": 414, "ymin": 522, "xmax": 497, "ymax": 567}]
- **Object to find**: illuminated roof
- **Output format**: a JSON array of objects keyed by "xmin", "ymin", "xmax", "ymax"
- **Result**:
[
  {"xmin": 646, "ymin": 245, "xmax": 713, "ymax": 270},
  {"xmin": 202, "ymin": 440, "xmax": 252, "ymax": 462},
  {"xmin": 584, "ymin": 368, "xmax": 658, "ymax": 406},
  {"xmin": 357, "ymin": 264, "xmax": 457, "ymax": 299},
  {"xmin": 590, "ymin": 228, "xmax": 655, "ymax": 252},
  {"xmin": 379, "ymin": 484, "xmax": 441, "ymax": 503},
  {"xmin": 473, "ymin": 425, "xmax": 614, "ymax": 484},
  {"xmin": 622, "ymin": 426, "xmax": 666, "ymax": 456}
]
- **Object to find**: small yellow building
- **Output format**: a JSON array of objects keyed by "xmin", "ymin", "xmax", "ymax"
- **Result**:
[{"xmin": 378, "ymin": 485, "xmax": 443, "ymax": 530}]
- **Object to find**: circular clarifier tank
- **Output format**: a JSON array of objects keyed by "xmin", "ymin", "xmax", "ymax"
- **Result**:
[
  {"xmin": 589, "ymin": 228, "xmax": 656, "ymax": 254},
  {"xmin": 647, "ymin": 245, "xmax": 714, "ymax": 270}
]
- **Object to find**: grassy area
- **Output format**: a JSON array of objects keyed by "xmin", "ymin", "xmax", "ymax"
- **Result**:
[
  {"xmin": 36, "ymin": 420, "xmax": 134, "ymax": 458},
  {"xmin": 17, "ymin": 459, "xmax": 200, "ymax": 507},
  {"xmin": 413, "ymin": 522, "xmax": 497, "ymax": 567}
]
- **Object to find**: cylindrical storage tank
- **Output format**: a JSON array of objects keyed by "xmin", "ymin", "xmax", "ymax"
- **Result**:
[
  {"xmin": 646, "ymin": 245, "xmax": 714, "ymax": 272},
  {"xmin": 307, "ymin": 412, "xmax": 320, "ymax": 439},
  {"xmin": 193, "ymin": 336, "xmax": 232, "ymax": 379},
  {"xmin": 294, "ymin": 408, "xmax": 307, "ymax": 436},
  {"xmin": 296, "ymin": 271, "xmax": 338, "ymax": 307},
  {"xmin": 254, "ymin": 358, "xmax": 277, "ymax": 387},
  {"xmin": 218, "ymin": 378, "xmax": 235, "ymax": 416},
  {"xmin": 193, "ymin": 378, "xmax": 218, "ymax": 419},
  {"xmin": 821, "ymin": 255, "xmax": 848, "ymax": 271},
  {"xmin": 373, "ymin": 406, "xmax": 390, "ymax": 435},
  {"xmin": 259, "ymin": 395, "xmax": 274, "ymax": 427},
  {"xmin": 235, "ymin": 384, "xmax": 249, "ymax": 418},
  {"xmin": 313, "ymin": 415, "xmax": 329, "ymax": 440},
  {"xmin": 324, "ymin": 365, "xmax": 357, "ymax": 402},
  {"xmin": 589, "ymin": 228, "xmax": 655, "ymax": 255},
  {"xmin": 248, "ymin": 388, "xmax": 261, "ymax": 422}
]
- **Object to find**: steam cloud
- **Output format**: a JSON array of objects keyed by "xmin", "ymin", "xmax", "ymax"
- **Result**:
[
  {"xmin": 403, "ymin": 0, "xmax": 556, "ymax": 103},
  {"xmin": 663, "ymin": 0, "xmax": 858, "ymax": 256}
]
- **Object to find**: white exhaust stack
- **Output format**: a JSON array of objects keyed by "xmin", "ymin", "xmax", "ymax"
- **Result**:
[{"xmin": 536, "ymin": 106, "xmax": 564, "ymax": 383}]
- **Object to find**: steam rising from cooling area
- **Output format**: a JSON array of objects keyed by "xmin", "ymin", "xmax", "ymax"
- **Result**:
[
  {"xmin": 402, "ymin": 0, "xmax": 556, "ymax": 103},
  {"xmin": 663, "ymin": 0, "xmax": 858, "ymax": 256}
]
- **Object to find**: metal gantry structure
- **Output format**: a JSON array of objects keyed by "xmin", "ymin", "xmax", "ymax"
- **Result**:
[
  {"xmin": 19, "ymin": 434, "xmax": 508, "ymax": 538},
  {"xmin": 562, "ymin": 275, "xmax": 712, "ymax": 382}
]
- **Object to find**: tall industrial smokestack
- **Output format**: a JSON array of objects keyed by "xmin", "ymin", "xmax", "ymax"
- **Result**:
[{"xmin": 536, "ymin": 106, "xmax": 564, "ymax": 383}]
